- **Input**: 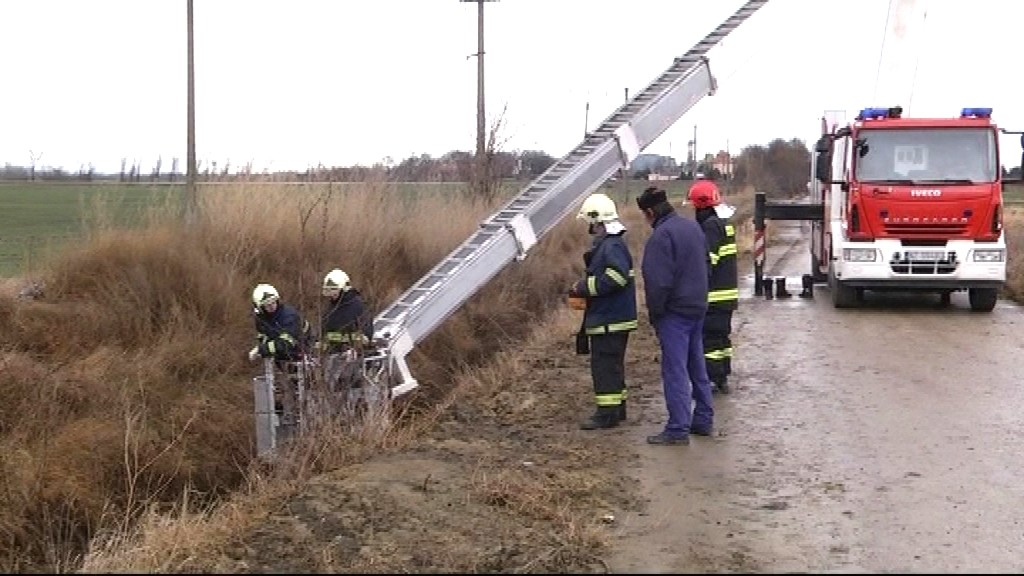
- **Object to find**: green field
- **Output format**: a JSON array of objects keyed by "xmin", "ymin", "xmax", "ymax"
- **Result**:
[{"xmin": 1, "ymin": 179, "xmax": 1020, "ymax": 278}]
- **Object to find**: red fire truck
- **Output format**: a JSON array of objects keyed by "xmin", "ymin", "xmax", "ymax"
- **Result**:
[{"xmin": 807, "ymin": 106, "xmax": 1012, "ymax": 311}]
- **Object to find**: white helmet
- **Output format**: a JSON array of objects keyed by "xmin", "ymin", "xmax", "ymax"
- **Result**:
[
  {"xmin": 577, "ymin": 193, "xmax": 619, "ymax": 224},
  {"xmin": 322, "ymin": 268, "xmax": 351, "ymax": 294},
  {"xmin": 252, "ymin": 283, "xmax": 279, "ymax": 309}
]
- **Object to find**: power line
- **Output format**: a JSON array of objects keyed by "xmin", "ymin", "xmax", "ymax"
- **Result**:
[{"xmin": 876, "ymin": 0, "xmax": 892, "ymax": 101}]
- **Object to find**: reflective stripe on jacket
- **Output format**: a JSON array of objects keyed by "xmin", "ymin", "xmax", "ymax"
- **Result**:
[
  {"xmin": 699, "ymin": 211, "xmax": 739, "ymax": 311},
  {"xmin": 573, "ymin": 232, "xmax": 638, "ymax": 335}
]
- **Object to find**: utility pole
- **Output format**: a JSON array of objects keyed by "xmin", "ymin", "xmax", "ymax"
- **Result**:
[
  {"xmin": 583, "ymin": 101, "xmax": 590, "ymax": 138},
  {"xmin": 692, "ymin": 125, "xmax": 698, "ymax": 175},
  {"xmin": 185, "ymin": 0, "xmax": 198, "ymax": 225},
  {"xmin": 461, "ymin": 0, "xmax": 497, "ymax": 195}
]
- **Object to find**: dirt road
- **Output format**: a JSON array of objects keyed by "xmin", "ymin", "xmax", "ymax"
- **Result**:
[{"xmin": 608, "ymin": 221, "xmax": 1024, "ymax": 573}]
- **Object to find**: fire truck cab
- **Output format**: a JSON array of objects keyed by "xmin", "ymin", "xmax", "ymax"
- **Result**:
[{"xmin": 810, "ymin": 106, "xmax": 1009, "ymax": 311}]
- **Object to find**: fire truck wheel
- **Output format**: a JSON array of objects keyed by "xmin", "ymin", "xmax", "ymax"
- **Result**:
[
  {"xmin": 968, "ymin": 288, "xmax": 998, "ymax": 312},
  {"xmin": 828, "ymin": 264, "xmax": 858, "ymax": 309}
]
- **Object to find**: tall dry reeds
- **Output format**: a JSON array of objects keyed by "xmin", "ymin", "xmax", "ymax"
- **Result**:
[{"xmin": 0, "ymin": 179, "xmax": 592, "ymax": 571}]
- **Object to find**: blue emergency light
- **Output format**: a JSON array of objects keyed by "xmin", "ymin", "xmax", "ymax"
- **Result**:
[
  {"xmin": 856, "ymin": 106, "xmax": 903, "ymax": 121},
  {"xmin": 961, "ymin": 107, "xmax": 993, "ymax": 118}
]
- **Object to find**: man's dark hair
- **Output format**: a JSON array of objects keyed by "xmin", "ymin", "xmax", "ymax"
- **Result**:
[{"xmin": 637, "ymin": 186, "xmax": 673, "ymax": 217}]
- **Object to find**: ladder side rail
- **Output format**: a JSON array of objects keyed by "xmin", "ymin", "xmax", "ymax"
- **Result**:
[
  {"xmin": 398, "ymin": 140, "xmax": 623, "ymax": 346},
  {"xmin": 527, "ymin": 64, "xmax": 715, "ymax": 239},
  {"xmin": 622, "ymin": 64, "xmax": 717, "ymax": 158}
]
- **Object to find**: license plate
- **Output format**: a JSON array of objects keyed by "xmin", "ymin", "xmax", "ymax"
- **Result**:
[{"xmin": 906, "ymin": 250, "xmax": 945, "ymax": 261}]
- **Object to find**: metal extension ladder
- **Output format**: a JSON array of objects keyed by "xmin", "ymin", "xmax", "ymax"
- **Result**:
[{"xmin": 372, "ymin": 0, "xmax": 770, "ymax": 398}]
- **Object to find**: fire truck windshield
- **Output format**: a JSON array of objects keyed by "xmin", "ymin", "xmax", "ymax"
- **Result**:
[{"xmin": 853, "ymin": 127, "xmax": 997, "ymax": 184}]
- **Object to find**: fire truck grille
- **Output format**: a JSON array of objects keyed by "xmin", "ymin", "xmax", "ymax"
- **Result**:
[{"xmin": 889, "ymin": 251, "xmax": 959, "ymax": 275}]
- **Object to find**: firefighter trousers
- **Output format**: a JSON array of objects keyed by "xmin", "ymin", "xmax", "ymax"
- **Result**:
[
  {"xmin": 590, "ymin": 332, "xmax": 629, "ymax": 411},
  {"xmin": 703, "ymin": 307, "xmax": 734, "ymax": 385}
]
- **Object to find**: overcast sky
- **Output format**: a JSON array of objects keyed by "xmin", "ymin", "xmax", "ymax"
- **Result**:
[{"xmin": 3, "ymin": 0, "xmax": 1023, "ymax": 174}]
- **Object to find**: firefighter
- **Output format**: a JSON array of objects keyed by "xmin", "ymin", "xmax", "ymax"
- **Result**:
[
  {"xmin": 248, "ymin": 283, "xmax": 311, "ymax": 364},
  {"xmin": 249, "ymin": 283, "xmax": 312, "ymax": 425},
  {"xmin": 318, "ymin": 268, "xmax": 374, "ymax": 396},
  {"xmin": 568, "ymin": 192, "xmax": 638, "ymax": 430},
  {"xmin": 689, "ymin": 175, "xmax": 739, "ymax": 394}
]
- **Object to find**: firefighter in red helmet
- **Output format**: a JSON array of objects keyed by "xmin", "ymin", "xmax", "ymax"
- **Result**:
[{"xmin": 688, "ymin": 174, "xmax": 738, "ymax": 394}]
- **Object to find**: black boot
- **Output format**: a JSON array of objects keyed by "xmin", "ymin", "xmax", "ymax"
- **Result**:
[
  {"xmin": 762, "ymin": 277, "xmax": 774, "ymax": 299},
  {"xmin": 581, "ymin": 407, "xmax": 620, "ymax": 430},
  {"xmin": 775, "ymin": 277, "xmax": 793, "ymax": 299},
  {"xmin": 618, "ymin": 401, "xmax": 627, "ymax": 422},
  {"xmin": 799, "ymin": 274, "xmax": 814, "ymax": 299},
  {"xmin": 715, "ymin": 378, "xmax": 731, "ymax": 395}
]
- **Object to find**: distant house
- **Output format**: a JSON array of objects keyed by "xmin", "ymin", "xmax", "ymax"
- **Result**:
[
  {"xmin": 711, "ymin": 151, "xmax": 734, "ymax": 177},
  {"xmin": 630, "ymin": 153, "xmax": 678, "ymax": 178}
]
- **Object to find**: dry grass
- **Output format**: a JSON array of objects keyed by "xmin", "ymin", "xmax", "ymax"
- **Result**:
[
  {"xmin": 1004, "ymin": 207, "xmax": 1024, "ymax": 299},
  {"xmin": 0, "ymin": 178, "xmax": 592, "ymax": 572}
]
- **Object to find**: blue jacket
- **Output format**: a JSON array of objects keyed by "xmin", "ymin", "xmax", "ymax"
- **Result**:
[
  {"xmin": 641, "ymin": 211, "xmax": 709, "ymax": 323},
  {"xmin": 572, "ymin": 232, "xmax": 638, "ymax": 335},
  {"xmin": 253, "ymin": 302, "xmax": 310, "ymax": 361}
]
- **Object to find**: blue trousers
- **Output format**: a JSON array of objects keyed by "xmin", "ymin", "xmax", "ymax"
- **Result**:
[{"xmin": 654, "ymin": 313, "xmax": 714, "ymax": 436}]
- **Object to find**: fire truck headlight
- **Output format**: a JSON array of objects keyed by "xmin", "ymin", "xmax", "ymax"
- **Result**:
[
  {"xmin": 972, "ymin": 249, "xmax": 1005, "ymax": 263},
  {"xmin": 843, "ymin": 248, "xmax": 877, "ymax": 262}
]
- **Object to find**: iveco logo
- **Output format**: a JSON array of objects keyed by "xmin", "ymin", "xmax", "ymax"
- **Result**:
[{"xmin": 910, "ymin": 189, "xmax": 942, "ymax": 197}]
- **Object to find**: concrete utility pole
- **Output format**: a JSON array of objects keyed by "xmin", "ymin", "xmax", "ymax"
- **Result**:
[
  {"xmin": 461, "ymin": 0, "xmax": 497, "ymax": 193},
  {"xmin": 185, "ymin": 0, "xmax": 198, "ymax": 225}
]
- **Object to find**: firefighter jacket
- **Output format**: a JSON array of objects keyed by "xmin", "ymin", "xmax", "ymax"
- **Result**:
[
  {"xmin": 321, "ymin": 289, "xmax": 373, "ymax": 353},
  {"xmin": 696, "ymin": 207, "xmax": 739, "ymax": 311},
  {"xmin": 572, "ymin": 231, "xmax": 638, "ymax": 336},
  {"xmin": 253, "ymin": 302, "xmax": 310, "ymax": 361},
  {"xmin": 641, "ymin": 210, "xmax": 709, "ymax": 323}
]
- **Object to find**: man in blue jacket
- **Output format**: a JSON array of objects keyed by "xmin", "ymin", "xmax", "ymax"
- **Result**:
[
  {"xmin": 569, "ymin": 192, "xmax": 639, "ymax": 430},
  {"xmin": 636, "ymin": 187, "xmax": 714, "ymax": 445}
]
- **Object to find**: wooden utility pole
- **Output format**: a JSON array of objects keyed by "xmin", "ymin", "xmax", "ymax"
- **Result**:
[
  {"xmin": 461, "ymin": 0, "xmax": 497, "ymax": 194},
  {"xmin": 185, "ymin": 0, "xmax": 198, "ymax": 225}
]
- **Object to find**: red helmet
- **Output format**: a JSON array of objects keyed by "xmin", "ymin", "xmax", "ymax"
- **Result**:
[{"xmin": 688, "ymin": 179, "xmax": 721, "ymax": 209}]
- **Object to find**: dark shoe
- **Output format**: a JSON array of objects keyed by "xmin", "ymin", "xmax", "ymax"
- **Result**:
[
  {"xmin": 618, "ymin": 401, "xmax": 627, "ymax": 422},
  {"xmin": 716, "ymin": 380, "xmax": 731, "ymax": 395},
  {"xmin": 646, "ymin": 432, "xmax": 689, "ymax": 445},
  {"xmin": 580, "ymin": 413, "xmax": 619, "ymax": 430},
  {"xmin": 690, "ymin": 425, "xmax": 714, "ymax": 437}
]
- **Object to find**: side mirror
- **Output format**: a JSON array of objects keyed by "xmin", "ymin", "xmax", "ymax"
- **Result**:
[
  {"xmin": 815, "ymin": 150, "xmax": 832, "ymax": 183},
  {"xmin": 814, "ymin": 135, "xmax": 831, "ymax": 154}
]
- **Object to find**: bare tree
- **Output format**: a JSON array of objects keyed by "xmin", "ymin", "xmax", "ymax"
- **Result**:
[{"xmin": 152, "ymin": 156, "xmax": 162, "ymax": 182}]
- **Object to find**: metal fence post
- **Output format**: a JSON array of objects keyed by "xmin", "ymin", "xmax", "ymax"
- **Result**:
[{"xmin": 753, "ymin": 191, "xmax": 766, "ymax": 296}]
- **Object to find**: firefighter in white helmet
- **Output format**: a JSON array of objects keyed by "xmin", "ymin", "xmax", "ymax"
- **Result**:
[
  {"xmin": 248, "ymin": 283, "xmax": 310, "ymax": 364},
  {"xmin": 568, "ymin": 192, "xmax": 638, "ymax": 430},
  {"xmin": 318, "ymin": 268, "xmax": 373, "ymax": 395},
  {"xmin": 249, "ymin": 283, "xmax": 312, "ymax": 426}
]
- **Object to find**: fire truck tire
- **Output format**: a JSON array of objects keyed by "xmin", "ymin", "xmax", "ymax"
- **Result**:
[
  {"xmin": 828, "ymin": 264, "xmax": 858, "ymax": 309},
  {"xmin": 968, "ymin": 288, "xmax": 998, "ymax": 312}
]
